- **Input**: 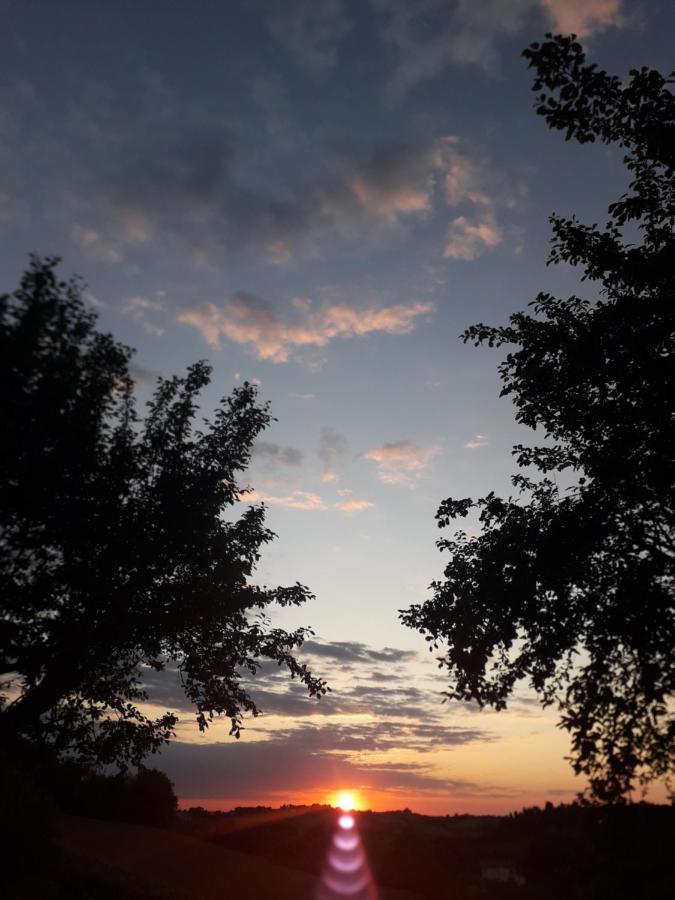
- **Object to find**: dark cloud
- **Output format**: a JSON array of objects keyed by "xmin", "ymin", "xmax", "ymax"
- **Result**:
[
  {"xmin": 139, "ymin": 665, "xmax": 342, "ymax": 717},
  {"xmin": 138, "ymin": 642, "xmax": 486, "ymax": 747},
  {"xmin": 157, "ymin": 721, "xmax": 493, "ymax": 803},
  {"xmin": 28, "ymin": 74, "xmax": 450, "ymax": 267},
  {"xmin": 371, "ymin": 0, "xmax": 533, "ymax": 98},
  {"xmin": 252, "ymin": 441, "xmax": 303, "ymax": 467},
  {"xmin": 317, "ymin": 428, "xmax": 348, "ymax": 481},
  {"xmin": 269, "ymin": 719, "xmax": 492, "ymax": 754},
  {"xmin": 301, "ymin": 639, "xmax": 416, "ymax": 664},
  {"xmin": 260, "ymin": 0, "xmax": 353, "ymax": 73},
  {"xmin": 139, "ymin": 665, "xmax": 188, "ymax": 710},
  {"xmin": 129, "ymin": 363, "xmax": 160, "ymax": 390}
]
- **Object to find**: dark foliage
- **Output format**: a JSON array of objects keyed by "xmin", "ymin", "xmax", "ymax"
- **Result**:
[
  {"xmin": 0, "ymin": 257, "xmax": 326, "ymax": 767},
  {"xmin": 52, "ymin": 763, "xmax": 178, "ymax": 828},
  {"xmin": 401, "ymin": 35, "xmax": 675, "ymax": 801}
]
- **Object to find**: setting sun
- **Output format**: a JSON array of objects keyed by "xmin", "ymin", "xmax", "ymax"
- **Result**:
[{"xmin": 335, "ymin": 791, "xmax": 357, "ymax": 811}]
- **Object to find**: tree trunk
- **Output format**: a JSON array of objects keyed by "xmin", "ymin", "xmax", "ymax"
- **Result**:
[{"xmin": 0, "ymin": 666, "xmax": 76, "ymax": 745}]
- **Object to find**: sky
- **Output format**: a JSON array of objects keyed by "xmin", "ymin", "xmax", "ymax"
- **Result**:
[{"xmin": 2, "ymin": 0, "xmax": 673, "ymax": 814}]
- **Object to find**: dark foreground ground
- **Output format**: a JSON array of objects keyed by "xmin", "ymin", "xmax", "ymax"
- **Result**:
[{"xmin": 4, "ymin": 802, "xmax": 673, "ymax": 899}]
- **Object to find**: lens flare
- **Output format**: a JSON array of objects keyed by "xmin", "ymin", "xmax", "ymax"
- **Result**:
[
  {"xmin": 334, "ymin": 833, "xmax": 359, "ymax": 851},
  {"xmin": 317, "ymin": 810, "xmax": 377, "ymax": 899},
  {"xmin": 329, "ymin": 851, "xmax": 363, "ymax": 873}
]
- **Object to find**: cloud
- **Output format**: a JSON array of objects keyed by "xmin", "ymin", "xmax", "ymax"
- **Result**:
[
  {"xmin": 334, "ymin": 497, "xmax": 375, "ymax": 514},
  {"xmin": 372, "ymin": 0, "xmax": 532, "ymax": 96},
  {"xmin": 261, "ymin": 0, "xmax": 352, "ymax": 72},
  {"xmin": 539, "ymin": 0, "xmax": 625, "ymax": 36},
  {"xmin": 464, "ymin": 433, "xmax": 488, "ymax": 449},
  {"xmin": 243, "ymin": 488, "xmax": 373, "ymax": 515},
  {"xmin": 39, "ymin": 68, "xmax": 511, "ymax": 267},
  {"xmin": 122, "ymin": 295, "xmax": 166, "ymax": 337},
  {"xmin": 349, "ymin": 144, "xmax": 441, "ymax": 223},
  {"xmin": 301, "ymin": 641, "xmax": 416, "ymax": 664},
  {"xmin": 177, "ymin": 293, "xmax": 433, "ymax": 363},
  {"xmin": 372, "ymin": 0, "xmax": 626, "ymax": 99},
  {"xmin": 265, "ymin": 238, "xmax": 292, "ymax": 264},
  {"xmin": 140, "ymin": 639, "xmax": 420, "ymax": 719},
  {"xmin": 246, "ymin": 489, "xmax": 327, "ymax": 511},
  {"xmin": 318, "ymin": 427, "xmax": 347, "ymax": 483},
  {"xmin": 360, "ymin": 440, "xmax": 439, "ymax": 486},
  {"xmin": 71, "ymin": 224, "xmax": 122, "ymax": 264},
  {"xmin": 252, "ymin": 441, "xmax": 303, "ymax": 467},
  {"xmin": 72, "ymin": 117, "xmax": 456, "ymax": 264},
  {"xmin": 442, "ymin": 141, "xmax": 490, "ymax": 207},
  {"xmin": 443, "ymin": 212, "xmax": 502, "ymax": 261},
  {"xmin": 158, "ymin": 725, "xmax": 494, "ymax": 803},
  {"xmin": 436, "ymin": 137, "xmax": 511, "ymax": 261},
  {"xmin": 158, "ymin": 722, "xmax": 494, "ymax": 803}
]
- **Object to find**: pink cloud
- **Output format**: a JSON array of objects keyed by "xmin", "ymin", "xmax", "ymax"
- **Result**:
[
  {"xmin": 350, "ymin": 176, "xmax": 431, "ymax": 222},
  {"xmin": 347, "ymin": 143, "xmax": 443, "ymax": 223},
  {"xmin": 436, "ymin": 137, "xmax": 513, "ymax": 261},
  {"xmin": 177, "ymin": 294, "xmax": 434, "ymax": 363},
  {"xmin": 539, "ymin": 0, "xmax": 625, "ymax": 36},
  {"xmin": 360, "ymin": 440, "xmax": 439, "ymax": 487},
  {"xmin": 334, "ymin": 488, "xmax": 374, "ymax": 514},
  {"xmin": 444, "ymin": 214, "xmax": 502, "ymax": 261},
  {"xmin": 244, "ymin": 487, "xmax": 373, "ymax": 514},
  {"xmin": 440, "ymin": 139, "xmax": 490, "ymax": 207},
  {"xmin": 334, "ymin": 497, "xmax": 375, "ymax": 513},
  {"xmin": 464, "ymin": 434, "xmax": 489, "ymax": 450},
  {"xmin": 245, "ymin": 489, "xmax": 327, "ymax": 511},
  {"xmin": 122, "ymin": 295, "xmax": 166, "ymax": 338}
]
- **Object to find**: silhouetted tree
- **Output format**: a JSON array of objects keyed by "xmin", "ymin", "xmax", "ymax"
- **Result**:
[
  {"xmin": 402, "ymin": 35, "xmax": 675, "ymax": 802},
  {"xmin": 0, "ymin": 257, "xmax": 326, "ymax": 767},
  {"xmin": 124, "ymin": 767, "xmax": 178, "ymax": 827}
]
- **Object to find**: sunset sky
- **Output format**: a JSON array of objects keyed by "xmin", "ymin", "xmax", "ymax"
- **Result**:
[{"xmin": 2, "ymin": 0, "xmax": 673, "ymax": 814}]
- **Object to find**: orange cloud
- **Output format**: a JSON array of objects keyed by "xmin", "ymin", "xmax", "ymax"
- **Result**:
[
  {"xmin": 540, "ymin": 0, "xmax": 625, "ymax": 36},
  {"xmin": 334, "ymin": 498, "xmax": 375, "ymax": 513},
  {"xmin": 360, "ymin": 441, "xmax": 439, "ymax": 486},
  {"xmin": 334, "ymin": 488, "xmax": 374, "ymax": 514},
  {"xmin": 436, "ymin": 138, "xmax": 511, "ymax": 261},
  {"xmin": 244, "ymin": 487, "xmax": 373, "ymax": 514},
  {"xmin": 441, "ymin": 141, "xmax": 490, "ymax": 207},
  {"xmin": 246, "ymin": 489, "xmax": 327, "ymax": 511},
  {"xmin": 347, "ymin": 143, "xmax": 442, "ymax": 224},
  {"xmin": 444, "ymin": 214, "xmax": 502, "ymax": 261},
  {"xmin": 350, "ymin": 176, "xmax": 431, "ymax": 222},
  {"xmin": 177, "ymin": 294, "xmax": 434, "ymax": 362}
]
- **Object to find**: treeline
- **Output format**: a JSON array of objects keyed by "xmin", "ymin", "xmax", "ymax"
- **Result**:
[
  {"xmin": 2, "ymin": 745, "xmax": 177, "ymax": 891},
  {"xmin": 176, "ymin": 801, "xmax": 675, "ymax": 899}
]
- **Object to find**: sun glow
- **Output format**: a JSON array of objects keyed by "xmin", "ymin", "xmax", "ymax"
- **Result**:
[{"xmin": 335, "ymin": 790, "xmax": 357, "ymax": 811}]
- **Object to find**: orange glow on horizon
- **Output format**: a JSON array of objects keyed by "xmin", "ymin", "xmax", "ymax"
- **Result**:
[{"xmin": 333, "ymin": 790, "xmax": 359, "ymax": 811}]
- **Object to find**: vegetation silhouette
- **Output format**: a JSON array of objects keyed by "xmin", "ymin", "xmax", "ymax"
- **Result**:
[
  {"xmin": 50, "ymin": 762, "xmax": 178, "ymax": 828},
  {"xmin": 402, "ymin": 34, "xmax": 675, "ymax": 802},
  {"xmin": 0, "ymin": 256, "xmax": 327, "ymax": 767},
  {"xmin": 176, "ymin": 801, "xmax": 674, "ymax": 899}
]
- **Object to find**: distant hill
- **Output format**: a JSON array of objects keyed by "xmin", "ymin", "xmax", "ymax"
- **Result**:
[
  {"xmin": 7, "ymin": 803, "xmax": 673, "ymax": 899},
  {"xmin": 177, "ymin": 802, "xmax": 675, "ymax": 900}
]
